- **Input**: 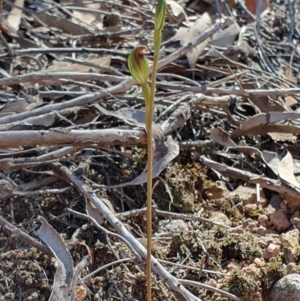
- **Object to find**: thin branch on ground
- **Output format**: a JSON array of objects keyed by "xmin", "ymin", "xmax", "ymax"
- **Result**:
[
  {"xmin": 0, "ymin": 215, "xmax": 53, "ymax": 257},
  {"xmin": 179, "ymin": 279, "xmax": 241, "ymax": 301},
  {"xmin": 52, "ymin": 162, "xmax": 204, "ymax": 301}
]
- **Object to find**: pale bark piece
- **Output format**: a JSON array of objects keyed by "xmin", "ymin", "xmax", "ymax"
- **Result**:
[
  {"xmin": 174, "ymin": 13, "xmax": 212, "ymax": 69},
  {"xmin": 166, "ymin": 0, "xmax": 190, "ymax": 25},
  {"xmin": 37, "ymin": 217, "xmax": 74, "ymax": 301},
  {"xmin": 260, "ymin": 149, "xmax": 280, "ymax": 176},
  {"xmin": 268, "ymin": 132, "xmax": 296, "ymax": 143},
  {"xmin": 7, "ymin": 0, "xmax": 24, "ymax": 31},
  {"xmin": 0, "ymin": 128, "xmax": 147, "ymax": 149},
  {"xmin": 39, "ymin": 56, "xmax": 111, "ymax": 73},
  {"xmin": 278, "ymin": 151, "xmax": 300, "ymax": 190},
  {"xmin": 0, "ymin": 72, "xmax": 124, "ymax": 90},
  {"xmin": 70, "ymin": 2, "xmax": 101, "ymax": 27}
]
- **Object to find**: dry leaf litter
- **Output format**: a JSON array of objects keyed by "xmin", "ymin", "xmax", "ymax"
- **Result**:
[{"xmin": 0, "ymin": 0, "xmax": 300, "ymax": 301}]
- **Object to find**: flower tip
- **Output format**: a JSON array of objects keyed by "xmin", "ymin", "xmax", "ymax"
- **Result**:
[
  {"xmin": 127, "ymin": 46, "xmax": 149, "ymax": 86},
  {"xmin": 155, "ymin": 0, "xmax": 166, "ymax": 31}
]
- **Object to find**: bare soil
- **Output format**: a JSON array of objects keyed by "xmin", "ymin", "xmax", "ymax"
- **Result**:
[{"xmin": 0, "ymin": 0, "xmax": 300, "ymax": 301}]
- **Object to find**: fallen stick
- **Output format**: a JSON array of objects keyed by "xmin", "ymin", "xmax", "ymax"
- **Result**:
[
  {"xmin": 198, "ymin": 155, "xmax": 300, "ymax": 201},
  {"xmin": 0, "ymin": 128, "xmax": 146, "ymax": 149},
  {"xmin": 0, "ymin": 19, "xmax": 225, "ymax": 125},
  {"xmin": 52, "ymin": 162, "xmax": 203, "ymax": 301}
]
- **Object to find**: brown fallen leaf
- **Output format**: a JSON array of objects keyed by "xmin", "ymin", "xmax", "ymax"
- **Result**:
[
  {"xmin": 232, "ymin": 124, "xmax": 300, "ymax": 139},
  {"xmin": 232, "ymin": 111, "xmax": 300, "ymax": 138},
  {"xmin": 210, "ymin": 128, "xmax": 280, "ymax": 176},
  {"xmin": 245, "ymin": 0, "xmax": 269, "ymax": 16},
  {"xmin": 188, "ymin": 0, "xmax": 236, "ymax": 14},
  {"xmin": 98, "ymin": 125, "xmax": 179, "ymax": 188},
  {"xmin": 284, "ymin": 66, "xmax": 297, "ymax": 84},
  {"xmin": 281, "ymin": 71, "xmax": 298, "ymax": 107},
  {"xmin": 159, "ymin": 63, "xmax": 187, "ymax": 76},
  {"xmin": 0, "ymin": 100, "xmax": 27, "ymax": 116},
  {"xmin": 78, "ymin": 241, "xmax": 95, "ymax": 266},
  {"xmin": 241, "ymin": 82, "xmax": 286, "ymax": 113},
  {"xmin": 34, "ymin": 12, "xmax": 92, "ymax": 35}
]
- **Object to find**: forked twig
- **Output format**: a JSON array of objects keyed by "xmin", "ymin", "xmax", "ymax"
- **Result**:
[
  {"xmin": 52, "ymin": 162, "xmax": 203, "ymax": 301},
  {"xmin": 0, "ymin": 19, "xmax": 225, "ymax": 126}
]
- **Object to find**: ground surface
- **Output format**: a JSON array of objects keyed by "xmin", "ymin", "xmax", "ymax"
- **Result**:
[{"xmin": 0, "ymin": 0, "xmax": 300, "ymax": 301}]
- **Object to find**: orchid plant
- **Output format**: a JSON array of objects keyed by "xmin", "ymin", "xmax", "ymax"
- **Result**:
[{"xmin": 127, "ymin": 0, "xmax": 166, "ymax": 299}]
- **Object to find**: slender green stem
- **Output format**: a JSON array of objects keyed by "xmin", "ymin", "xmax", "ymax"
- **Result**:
[
  {"xmin": 126, "ymin": 14, "xmax": 164, "ymax": 298},
  {"xmin": 144, "ymin": 2, "xmax": 166, "ymax": 299},
  {"xmin": 145, "ymin": 94, "xmax": 153, "ymax": 301},
  {"xmin": 142, "ymin": 84, "xmax": 151, "ymax": 107},
  {"xmin": 146, "ymin": 29, "xmax": 163, "ymax": 301}
]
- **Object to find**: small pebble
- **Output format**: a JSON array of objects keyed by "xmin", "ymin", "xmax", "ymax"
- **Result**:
[{"xmin": 287, "ymin": 263, "xmax": 297, "ymax": 274}]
